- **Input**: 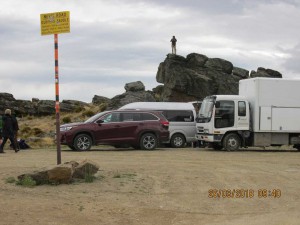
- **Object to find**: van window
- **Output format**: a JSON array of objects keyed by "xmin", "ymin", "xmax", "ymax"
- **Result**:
[{"xmin": 163, "ymin": 110, "xmax": 194, "ymax": 122}]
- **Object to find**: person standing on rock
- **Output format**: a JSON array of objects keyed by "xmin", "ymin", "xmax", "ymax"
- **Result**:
[
  {"xmin": 170, "ymin": 35, "xmax": 177, "ymax": 55},
  {"xmin": 0, "ymin": 109, "xmax": 19, "ymax": 153}
]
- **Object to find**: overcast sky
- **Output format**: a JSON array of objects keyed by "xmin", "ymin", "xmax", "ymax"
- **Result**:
[{"xmin": 1, "ymin": 0, "xmax": 300, "ymax": 102}]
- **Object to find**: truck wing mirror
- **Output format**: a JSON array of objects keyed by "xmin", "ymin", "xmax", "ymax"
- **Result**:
[{"xmin": 215, "ymin": 102, "xmax": 220, "ymax": 108}]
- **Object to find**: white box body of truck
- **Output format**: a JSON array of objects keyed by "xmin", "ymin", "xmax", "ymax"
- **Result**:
[{"xmin": 239, "ymin": 78, "xmax": 300, "ymax": 133}]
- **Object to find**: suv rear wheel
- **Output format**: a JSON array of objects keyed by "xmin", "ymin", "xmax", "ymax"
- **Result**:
[
  {"xmin": 170, "ymin": 134, "xmax": 185, "ymax": 148},
  {"xmin": 74, "ymin": 134, "xmax": 92, "ymax": 151},
  {"xmin": 140, "ymin": 133, "xmax": 157, "ymax": 150}
]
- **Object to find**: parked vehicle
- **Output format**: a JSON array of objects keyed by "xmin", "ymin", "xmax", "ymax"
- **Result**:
[
  {"xmin": 119, "ymin": 102, "xmax": 198, "ymax": 148},
  {"xmin": 60, "ymin": 110, "xmax": 170, "ymax": 151},
  {"xmin": 196, "ymin": 78, "xmax": 300, "ymax": 151}
]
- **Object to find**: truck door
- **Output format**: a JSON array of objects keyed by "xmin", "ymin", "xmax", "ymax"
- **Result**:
[
  {"xmin": 260, "ymin": 107, "xmax": 272, "ymax": 130},
  {"xmin": 237, "ymin": 101, "xmax": 249, "ymax": 129}
]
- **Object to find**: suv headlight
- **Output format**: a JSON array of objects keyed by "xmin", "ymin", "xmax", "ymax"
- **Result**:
[{"xmin": 60, "ymin": 126, "xmax": 73, "ymax": 132}]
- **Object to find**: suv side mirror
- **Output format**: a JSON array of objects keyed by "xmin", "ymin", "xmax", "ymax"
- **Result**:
[{"xmin": 96, "ymin": 120, "xmax": 104, "ymax": 125}]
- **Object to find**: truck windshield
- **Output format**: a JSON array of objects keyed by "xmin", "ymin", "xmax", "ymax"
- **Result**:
[{"xmin": 197, "ymin": 98, "xmax": 214, "ymax": 123}]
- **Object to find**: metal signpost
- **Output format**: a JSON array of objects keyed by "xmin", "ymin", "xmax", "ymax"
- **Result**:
[{"xmin": 40, "ymin": 11, "xmax": 70, "ymax": 164}]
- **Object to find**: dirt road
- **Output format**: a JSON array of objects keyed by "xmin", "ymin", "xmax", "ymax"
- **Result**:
[{"xmin": 0, "ymin": 147, "xmax": 299, "ymax": 225}]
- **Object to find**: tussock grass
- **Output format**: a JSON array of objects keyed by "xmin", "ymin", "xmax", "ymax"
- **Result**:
[{"xmin": 17, "ymin": 104, "xmax": 105, "ymax": 149}]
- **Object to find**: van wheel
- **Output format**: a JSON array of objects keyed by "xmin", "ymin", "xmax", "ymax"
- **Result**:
[
  {"xmin": 74, "ymin": 134, "xmax": 92, "ymax": 151},
  {"xmin": 223, "ymin": 133, "xmax": 240, "ymax": 151},
  {"xmin": 140, "ymin": 133, "xmax": 157, "ymax": 150},
  {"xmin": 170, "ymin": 134, "xmax": 185, "ymax": 148}
]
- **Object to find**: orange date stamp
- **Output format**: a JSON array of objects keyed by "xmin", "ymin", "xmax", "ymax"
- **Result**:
[{"xmin": 208, "ymin": 189, "xmax": 281, "ymax": 198}]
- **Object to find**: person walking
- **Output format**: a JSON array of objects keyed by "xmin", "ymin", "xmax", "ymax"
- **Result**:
[
  {"xmin": 12, "ymin": 113, "xmax": 20, "ymax": 150},
  {"xmin": 0, "ymin": 109, "xmax": 19, "ymax": 153},
  {"xmin": 170, "ymin": 35, "xmax": 177, "ymax": 55}
]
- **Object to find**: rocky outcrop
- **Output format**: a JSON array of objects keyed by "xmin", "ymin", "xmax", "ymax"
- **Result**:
[
  {"xmin": 0, "ymin": 94, "xmax": 89, "ymax": 116},
  {"xmin": 107, "ymin": 81, "xmax": 155, "ymax": 109},
  {"xmin": 92, "ymin": 95, "xmax": 110, "ymax": 105},
  {"xmin": 125, "ymin": 81, "xmax": 145, "ymax": 92},
  {"xmin": 155, "ymin": 53, "xmax": 282, "ymax": 101},
  {"xmin": 232, "ymin": 67, "xmax": 249, "ymax": 79},
  {"xmin": 250, "ymin": 67, "xmax": 282, "ymax": 78}
]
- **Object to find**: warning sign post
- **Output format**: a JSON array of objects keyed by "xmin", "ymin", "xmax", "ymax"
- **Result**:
[
  {"xmin": 40, "ymin": 11, "xmax": 70, "ymax": 165},
  {"xmin": 40, "ymin": 11, "xmax": 70, "ymax": 35}
]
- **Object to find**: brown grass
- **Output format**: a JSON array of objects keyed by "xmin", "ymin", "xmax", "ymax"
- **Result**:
[{"xmin": 17, "ymin": 104, "xmax": 104, "ymax": 148}]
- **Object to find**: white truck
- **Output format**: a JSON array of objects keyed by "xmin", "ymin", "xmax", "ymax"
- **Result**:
[{"xmin": 195, "ymin": 77, "xmax": 300, "ymax": 151}]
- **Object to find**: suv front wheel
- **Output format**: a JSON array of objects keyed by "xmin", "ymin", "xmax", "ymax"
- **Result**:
[
  {"xmin": 140, "ymin": 133, "xmax": 157, "ymax": 150},
  {"xmin": 74, "ymin": 134, "xmax": 92, "ymax": 151}
]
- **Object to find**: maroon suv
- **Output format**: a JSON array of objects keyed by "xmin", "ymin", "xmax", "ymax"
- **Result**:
[{"xmin": 60, "ymin": 110, "xmax": 170, "ymax": 151}]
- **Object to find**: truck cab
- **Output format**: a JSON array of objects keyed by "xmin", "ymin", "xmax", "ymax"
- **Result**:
[{"xmin": 196, "ymin": 95, "xmax": 250, "ymax": 150}]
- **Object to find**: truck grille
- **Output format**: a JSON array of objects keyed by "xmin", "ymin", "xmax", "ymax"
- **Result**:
[{"xmin": 197, "ymin": 126, "xmax": 204, "ymax": 133}]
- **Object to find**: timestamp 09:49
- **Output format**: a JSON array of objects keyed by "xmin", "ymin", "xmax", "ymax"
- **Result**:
[{"xmin": 208, "ymin": 189, "xmax": 281, "ymax": 198}]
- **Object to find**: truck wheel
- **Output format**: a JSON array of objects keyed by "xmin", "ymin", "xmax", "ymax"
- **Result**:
[
  {"xmin": 74, "ymin": 134, "xmax": 92, "ymax": 151},
  {"xmin": 212, "ymin": 143, "xmax": 223, "ymax": 150},
  {"xmin": 140, "ymin": 133, "xmax": 157, "ymax": 150},
  {"xmin": 223, "ymin": 133, "xmax": 240, "ymax": 151},
  {"xmin": 170, "ymin": 134, "xmax": 185, "ymax": 148}
]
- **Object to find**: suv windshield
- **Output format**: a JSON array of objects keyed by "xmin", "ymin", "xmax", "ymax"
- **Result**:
[{"xmin": 197, "ymin": 97, "xmax": 215, "ymax": 123}]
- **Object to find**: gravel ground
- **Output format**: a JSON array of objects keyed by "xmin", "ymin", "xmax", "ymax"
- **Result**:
[{"xmin": 0, "ymin": 147, "xmax": 299, "ymax": 225}]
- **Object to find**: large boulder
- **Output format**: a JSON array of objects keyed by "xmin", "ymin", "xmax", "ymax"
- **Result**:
[
  {"xmin": 232, "ymin": 67, "xmax": 249, "ymax": 79},
  {"xmin": 73, "ymin": 160, "xmax": 100, "ymax": 179},
  {"xmin": 125, "ymin": 81, "xmax": 145, "ymax": 92},
  {"xmin": 204, "ymin": 58, "xmax": 233, "ymax": 74},
  {"xmin": 250, "ymin": 67, "xmax": 282, "ymax": 78},
  {"xmin": 17, "ymin": 160, "xmax": 99, "ymax": 185},
  {"xmin": 156, "ymin": 54, "xmax": 240, "ymax": 102},
  {"xmin": 47, "ymin": 164, "xmax": 74, "ymax": 184},
  {"xmin": 92, "ymin": 95, "xmax": 110, "ymax": 105},
  {"xmin": 107, "ymin": 81, "xmax": 156, "ymax": 109},
  {"xmin": 155, "ymin": 53, "xmax": 282, "ymax": 102},
  {"xmin": 60, "ymin": 100, "xmax": 89, "ymax": 112}
]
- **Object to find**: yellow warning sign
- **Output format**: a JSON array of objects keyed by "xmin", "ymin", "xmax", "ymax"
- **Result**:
[{"xmin": 40, "ymin": 11, "xmax": 70, "ymax": 35}]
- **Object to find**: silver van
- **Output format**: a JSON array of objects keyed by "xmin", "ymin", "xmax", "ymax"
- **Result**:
[{"xmin": 119, "ymin": 102, "xmax": 199, "ymax": 148}]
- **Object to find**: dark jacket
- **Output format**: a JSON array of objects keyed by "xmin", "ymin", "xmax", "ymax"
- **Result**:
[
  {"xmin": 171, "ymin": 37, "xmax": 177, "ymax": 46},
  {"xmin": 1, "ymin": 114, "xmax": 16, "ymax": 137}
]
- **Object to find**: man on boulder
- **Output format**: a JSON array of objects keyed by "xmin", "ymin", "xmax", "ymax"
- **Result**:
[{"xmin": 170, "ymin": 35, "xmax": 177, "ymax": 55}]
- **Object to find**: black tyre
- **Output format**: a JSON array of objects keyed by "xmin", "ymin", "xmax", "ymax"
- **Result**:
[
  {"xmin": 212, "ymin": 143, "xmax": 223, "ymax": 150},
  {"xmin": 293, "ymin": 144, "xmax": 300, "ymax": 151},
  {"xmin": 73, "ymin": 134, "xmax": 92, "ymax": 151},
  {"xmin": 170, "ymin": 134, "xmax": 185, "ymax": 148},
  {"xmin": 140, "ymin": 133, "xmax": 157, "ymax": 150},
  {"xmin": 68, "ymin": 145, "xmax": 76, "ymax": 151},
  {"xmin": 223, "ymin": 133, "xmax": 240, "ymax": 151}
]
